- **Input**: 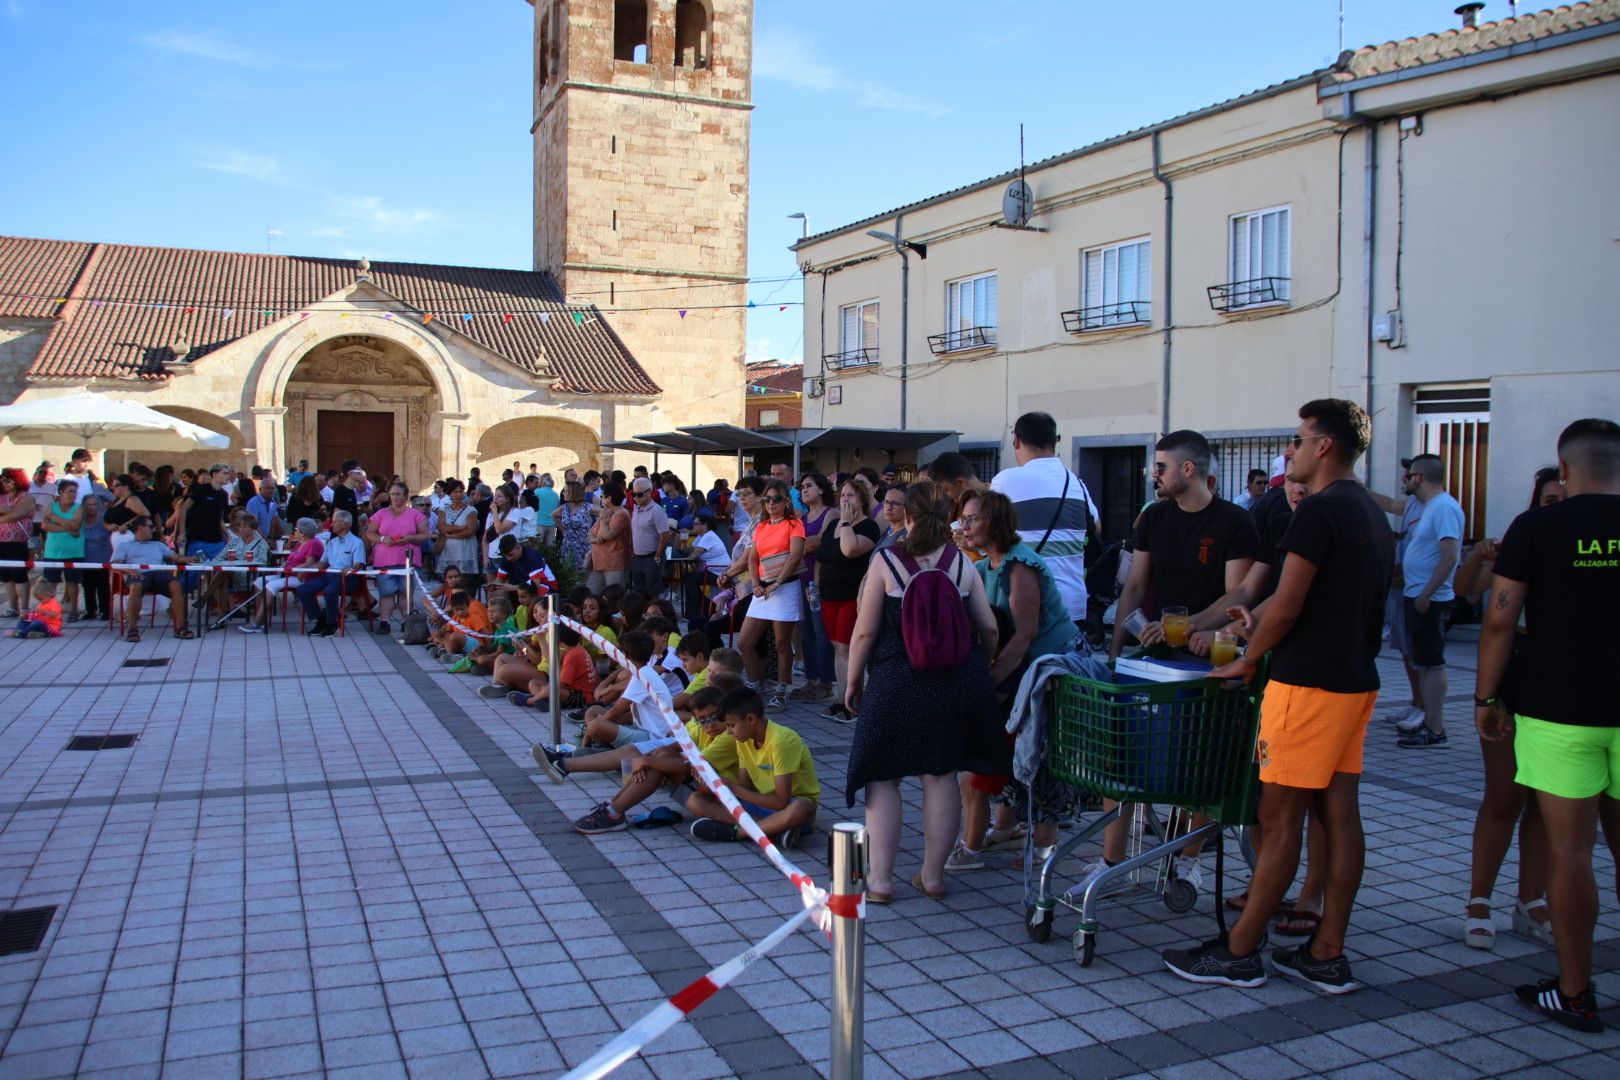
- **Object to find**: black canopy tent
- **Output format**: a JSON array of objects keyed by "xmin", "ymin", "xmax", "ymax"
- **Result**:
[{"xmin": 756, "ymin": 427, "xmax": 960, "ymax": 478}]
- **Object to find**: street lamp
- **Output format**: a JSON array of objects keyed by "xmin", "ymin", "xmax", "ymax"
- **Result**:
[
  {"xmin": 787, "ymin": 211, "xmax": 808, "ymax": 240},
  {"xmin": 865, "ymin": 227, "xmax": 927, "ymax": 430}
]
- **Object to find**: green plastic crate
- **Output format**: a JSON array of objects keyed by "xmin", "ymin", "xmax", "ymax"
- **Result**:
[{"xmin": 1046, "ymin": 672, "xmax": 1263, "ymax": 825}]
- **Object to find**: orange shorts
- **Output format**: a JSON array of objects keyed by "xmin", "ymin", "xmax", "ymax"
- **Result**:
[{"xmin": 1255, "ymin": 680, "xmax": 1378, "ymax": 790}]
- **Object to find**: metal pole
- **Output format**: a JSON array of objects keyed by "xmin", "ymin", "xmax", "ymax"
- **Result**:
[
  {"xmin": 830, "ymin": 822, "xmax": 866, "ymax": 1080},
  {"xmin": 403, "ymin": 553, "xmax": 413, "ymax": 640},
  {"xmin": 547, "ymin": 604, "xmax": 562, "ymax": 748}
]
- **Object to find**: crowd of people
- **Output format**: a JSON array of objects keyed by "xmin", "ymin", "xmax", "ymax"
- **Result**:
[{"xmin": 3, "ymin": 409, "xmax": 1616, "ymax": 1034}]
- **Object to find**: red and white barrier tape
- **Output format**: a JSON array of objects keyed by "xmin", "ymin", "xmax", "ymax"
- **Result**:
[
  {"xmin": 409, "ymin": 570, "xmax": 550, "ymax": 644},
  {"xmin": 560, "ymin": 907, "xmax": 815, "ymax": 1080},
  {"xmin": 547, "ymin": 611, "xmax": 861, "ymax": 1076},
  {"xmin": 0, "ymin": 558, "xmax": 410, "ymax": 576}
]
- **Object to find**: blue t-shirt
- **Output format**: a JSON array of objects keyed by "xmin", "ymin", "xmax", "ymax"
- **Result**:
[
  {"xmin": 1402, "ymin": 491, "xmax": 1466, "ymax": 601},
  {"xmin": 536, "ymin": 486, "xmax": 560, "ymax": 522}
]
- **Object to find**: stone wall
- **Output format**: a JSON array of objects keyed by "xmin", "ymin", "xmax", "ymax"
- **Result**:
[{"xmin": 0, "ymin": 321, "xmax": 49, "ymax": 406}]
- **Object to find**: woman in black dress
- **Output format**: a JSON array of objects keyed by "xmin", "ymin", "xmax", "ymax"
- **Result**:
[{"xmin": 845, "ymin": 480, "xmax": 1006, "ymax": 902}]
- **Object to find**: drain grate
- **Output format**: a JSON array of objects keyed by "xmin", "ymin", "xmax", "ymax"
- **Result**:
[
  {"xmin": 121, "ymin": 658, "xmax": 170, "ymax": 668},
  {"xmin": 0, "ymin": 906, "xmax": 56, "ymax": 956},
  {"xmin": 66, "ymin": 734, "xmax": 138, "ymax": 751}
]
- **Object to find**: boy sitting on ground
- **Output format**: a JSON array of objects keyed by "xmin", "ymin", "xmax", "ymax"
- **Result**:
[
  {"xmin": 503, "ymin": 623, "xmax": 596, "ymax": 709},
  {"xmin": 639, "ymin": 616, "xmax": 686, "ymax": 693},
  {"xmin": 432, "ymin": 590, "xmax": 491, "ymax": 666},
  {"xmin": 538, "ymin": 685, "xmax": 742, "ymax": 834},
  {"xmin": 668, "ymin": 631, "xmax": 712, "ymax": 714},
  {"xmin": 465, "ymin": 596, "xmax": 514, "ymax": 675},
  {"xmin": 577, "ymin": 630, "xmax": 674, "ymax": 749},
  {"xmin": 686, "ymin": 686, "xmax": 819, "ymax": 846}
]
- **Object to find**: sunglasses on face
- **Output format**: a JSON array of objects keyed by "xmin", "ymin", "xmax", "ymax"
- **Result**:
[
  {"xmin": 1291, "ymin": 433, "xmax": 1328, "ymax": 449},
  {"xmin": 762, "ymin": 495, "xmax": 785, "ymax": 504}
]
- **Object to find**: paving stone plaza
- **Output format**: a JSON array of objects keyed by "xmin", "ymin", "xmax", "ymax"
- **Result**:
[{"xmin": 0, "ymin": 622, "xmax": 1616, "ymax": 1079}]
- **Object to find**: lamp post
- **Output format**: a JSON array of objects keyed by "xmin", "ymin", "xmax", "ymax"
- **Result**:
[
  {"xmin": 787, "ymin": 211, "xmax": 808, "ymax": 241},
  {"xmin": 865, "ymin": 227, "xmax": 926, "ymax": 431}
]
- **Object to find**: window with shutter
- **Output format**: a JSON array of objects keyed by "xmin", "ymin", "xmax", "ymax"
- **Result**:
[
  {"xmin": 1076, "ymin": 238, "xmax": 1151, "ymax": 329},
  {"xmin": 834, "ymin": 300, "xmax": 879, "ymax": 368},
  {"xmin": 942, "ymin": 273, "xmax": 998, "ymax": 351},
  {"xmin": 1227, "ymin": 207, "xmax": 1290, "ymax": 307}
]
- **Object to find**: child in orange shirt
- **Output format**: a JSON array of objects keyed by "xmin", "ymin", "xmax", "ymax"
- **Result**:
[
  {"xmin": 11, "ymin": 579, "xmax": 63, "ymax": 639},
  {"xmin": 434, "ymin": 590, "xmax": 491, "ymax": 663}
]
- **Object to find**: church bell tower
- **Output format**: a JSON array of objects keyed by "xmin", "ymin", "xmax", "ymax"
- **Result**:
[{"xmin": 527, "ymin": 0, "xmax": 752, "ymax": 429}]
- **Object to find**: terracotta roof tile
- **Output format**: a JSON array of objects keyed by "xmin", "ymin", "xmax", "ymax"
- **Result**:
[
  {"xmin": 0, "ymin": 235, "xmax": 660, "ymax": 396},
  {"xmin": 1340, "ymin": 1, "xmax": 1620, "ymax": 78},
  {"xmin": 746, "ymin": 362, "xmax": 803, "ymax": 394}
]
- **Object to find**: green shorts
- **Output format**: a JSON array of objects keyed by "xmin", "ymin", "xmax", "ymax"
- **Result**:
[{"xmin": 1514, "ymin": 715, "xmax": 1620, "ymax": 800}]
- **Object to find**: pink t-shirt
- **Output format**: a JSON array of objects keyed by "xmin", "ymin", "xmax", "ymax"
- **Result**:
[
  {"xmin": 285, "ymin": 537, "xmax": 324, "ymax": 570},
  {"xmin": 370, "ymin": 506, "xmax": 427, "ymax": 568}
]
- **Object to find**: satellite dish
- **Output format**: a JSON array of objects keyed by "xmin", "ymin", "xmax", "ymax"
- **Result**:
[{"xmin": 1003, "ymin": 179, "xmax": 1032, "ymax": 228}]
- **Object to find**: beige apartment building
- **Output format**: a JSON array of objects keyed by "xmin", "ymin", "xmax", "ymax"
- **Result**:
[
  {"xmin": 796, "ymin": 2, "xmax": 1620, "ymax": 541},
  {"xmin": 0, "ymin": 0, "xmax": 754, "ymax": 489}
]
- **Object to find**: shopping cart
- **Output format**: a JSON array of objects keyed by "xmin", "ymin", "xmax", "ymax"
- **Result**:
[{"xmin": 1024, "ymin": 667, "xmax": 1263, "ymax": 967}]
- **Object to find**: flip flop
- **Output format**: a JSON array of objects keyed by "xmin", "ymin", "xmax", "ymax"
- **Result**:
[
  {"xmin": 631, "ymin": 807, "xmax": 684, "ymax": 829},
  {"xmin": 910, "ymin": 871, "xmax": 947, "ymax": 900},
  {"xmin": 865, "ymin": 890, "xmax": 894, "ymax": 906}
]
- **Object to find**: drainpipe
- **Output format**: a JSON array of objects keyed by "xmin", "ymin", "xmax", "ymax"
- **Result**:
[
  {"xmin": 1151, "ymin": 132, "xmax": 1173, "ymax": 436},
  {"xmin": 1362, "ymin": 124, "xmax": 1378, "ymax": 447},
  {"xmin": 896, "ymin": 214, "xmax": 911, "ymax": 431}
]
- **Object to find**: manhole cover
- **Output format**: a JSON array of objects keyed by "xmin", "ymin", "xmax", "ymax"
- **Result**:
[
  {"xmin": 66, "ymin": 734, "xmax": 139, "ymax": 751},
  {"xmin": 0, "ymin": 906, "xmax": 56, "ymax": 956},
  {"xmin": 121, "ymin": 658, "xmax": 170, "ymax": 668}
]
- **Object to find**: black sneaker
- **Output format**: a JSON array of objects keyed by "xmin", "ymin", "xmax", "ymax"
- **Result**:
[
  {"xmin": 691, "ymin": 819, "xmax": 740, "ymax": 843},
  {"xmin": 307, "ymin": 621, "xmax": 330, "ymax": 637},
  {"xmin": 316, "ymin": 623, "xmax": 339, "ymax": 637},
  {"xmin": 1397, "ymin": 727, "xmax": 1448, "ymax": 749},
  {"xmin": 567, "ymin": 708, "xmax": 588, "ymax": 722},
  {"xmin": 532, "ymin": 744, "xmax": 571, "ymax": 783},
  {"xmin": 1515, "ymin": 978, "xmax": 1603, "ymax": 1033},
  {"xmin": 1271, "ymin": 942, "xmax": 1360, "ymax": 994},
  {"xmin": 1162, "ymin": 939, "xmax": 1267, "ymax": 988},
  {"xmin": 574, "ymin": 802, "xmax": 628, "ymax": 835}
]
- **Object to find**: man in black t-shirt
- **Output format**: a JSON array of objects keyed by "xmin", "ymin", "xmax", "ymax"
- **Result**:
[
  {"xmin": 1476, "ymin": 418, "xmax": 1620, "ymax": 1033},
  {"xmin": 177, "ymin": 464, "xmax": 232, "ymax": 593},
  {"xmin": 1110, "ymin": 429, "xmax": 1262, "ymax": 660},
  {"xmin": 1163, "ymin": 399, "xmax": 1392, "ymax": 996}
]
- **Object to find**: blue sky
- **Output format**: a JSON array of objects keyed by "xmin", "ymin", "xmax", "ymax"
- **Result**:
[{"xmin": 0, "ymin": 0, "xmax": 1484, "ymax": 364}]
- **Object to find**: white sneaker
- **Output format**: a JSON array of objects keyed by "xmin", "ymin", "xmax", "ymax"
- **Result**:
[
  {"xmin": 1063, "ymin": 857, "xmax": 1131, "ymax": 903},
  {"xmin": 1175, "ymin": 854, "xmax": 1204, "ymax": 893},
  {"xmin": 1395, "ymin": 712, "xmax": 1428, "ymax": 735},
  {"xmin": 1390, "ymin": 704, "xmax": 1425, "ymax": 728},
  {"xmin": 943, "ymin": 843, "xmax": 986, "ymax": 873}
]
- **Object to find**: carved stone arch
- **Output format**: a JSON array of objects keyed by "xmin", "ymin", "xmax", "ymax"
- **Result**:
[
  {"xmin": 474, "ymin": 416, "xmax": 601, "ymax": 477},
  {"xmin": 250, "ymin": 311, "xmax": 465, "ymax": 417}
]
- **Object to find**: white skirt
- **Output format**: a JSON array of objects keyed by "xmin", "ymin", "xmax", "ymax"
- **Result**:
[{"xmin": 747, "ymin": 577, "xmax": 802, "ymax": 622}]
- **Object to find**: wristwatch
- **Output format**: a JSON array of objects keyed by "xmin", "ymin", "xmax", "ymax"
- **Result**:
[{"xmin": 1474, "ymin": 695, "xmax": 1499, "ymax": 708}]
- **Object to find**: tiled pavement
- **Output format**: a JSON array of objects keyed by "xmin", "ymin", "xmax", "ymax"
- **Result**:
[{"xmin": 1, "ymin": 618, "xmax": 1617, "ymax": 1079}]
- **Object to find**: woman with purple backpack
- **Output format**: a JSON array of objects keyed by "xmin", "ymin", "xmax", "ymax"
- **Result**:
[{"xmin": 844, "ymin": 480, "xmax": 1008, "ymax": 903}]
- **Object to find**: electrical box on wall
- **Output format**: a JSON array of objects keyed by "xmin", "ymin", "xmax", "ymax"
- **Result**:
[{"xmin": 1374, "ymin": 310, "xmax": 1403, "ymax": 345}]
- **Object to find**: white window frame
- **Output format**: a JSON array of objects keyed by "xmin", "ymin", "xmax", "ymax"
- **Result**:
[
  {"xmin": 1079, "ymin": 236, "xmax": 1152, "ymax": 330},
  {"xmin": 759, "ymin": 408, "xmax": 781, "ymax": 427},
  {"xmin": 837, "ymin": 299, "xmax": 880, "ymax": 367},
  {"xmin": 943, "ymin": 271, "xmax": 998, "ymax": 352},
  {"xmin": 1227, "ymin": 205, "xmax": 1291, "ymax": 309}
]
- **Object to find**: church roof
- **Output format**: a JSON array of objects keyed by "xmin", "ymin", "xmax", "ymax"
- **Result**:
[{"xmin": 0, "ymin": 235, "xmax": 661, "ymax": 397}]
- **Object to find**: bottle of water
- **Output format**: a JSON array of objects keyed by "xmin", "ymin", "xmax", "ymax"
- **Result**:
[{"xmin": 806, "ymin": 581, "xmax": 821, "ymax": 614}]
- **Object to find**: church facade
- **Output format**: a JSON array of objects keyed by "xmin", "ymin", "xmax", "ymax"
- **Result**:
[{"xmin": 0, "ymin": 0, "xmax": 752, "ymax": 488}]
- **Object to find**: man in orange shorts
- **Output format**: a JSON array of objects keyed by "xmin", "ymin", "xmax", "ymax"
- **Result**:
[{"xmin": 1163, "ymin": 398, "xmax": 1393, "ymax": 994}]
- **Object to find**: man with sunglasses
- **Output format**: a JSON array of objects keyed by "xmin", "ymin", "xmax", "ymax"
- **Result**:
[
  {"xmin": 1386, "ymin": 455, "xmax": 1463, "ymax": 748},
  {"xmin": 629, "ymin": 477, "xmax": 672, "ymax": 598}
]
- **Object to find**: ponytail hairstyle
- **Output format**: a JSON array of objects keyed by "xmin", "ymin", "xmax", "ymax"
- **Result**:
[{"xmin": 900, "ymin": 479, "xmax": 953, "ymax": 557}]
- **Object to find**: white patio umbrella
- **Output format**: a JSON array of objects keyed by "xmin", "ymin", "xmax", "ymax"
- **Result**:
[{"xmin": 0, "ymin": 394, "xmax": 231, "ymax": 452}]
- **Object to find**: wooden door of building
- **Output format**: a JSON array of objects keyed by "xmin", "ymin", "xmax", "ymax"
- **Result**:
[{"xmin": 317, "ymin": 410, "xmax": 394, "ymax": 479}]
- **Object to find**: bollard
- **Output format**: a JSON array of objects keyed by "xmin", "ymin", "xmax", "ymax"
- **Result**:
[
  {"xmin": 547, "ymin": 604, "xmax": 562, "ymax": 749},
  {"xmin": 829, "ymin": 822, "xmax": 866, "ymax": 1080},
  {"xmin": 402, "ymin": 560, "xmax": 413, "ymax": 640}
]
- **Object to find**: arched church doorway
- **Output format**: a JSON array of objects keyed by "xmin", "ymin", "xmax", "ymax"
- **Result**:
[{"xmin": 284, "ymin": 337, "xmax": 442, "ymax": 488}]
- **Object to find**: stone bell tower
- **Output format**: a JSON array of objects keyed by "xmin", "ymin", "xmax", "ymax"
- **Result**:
[{"xmin": 527, "ymin": 0, "xmax": 752, "ymax": 432}]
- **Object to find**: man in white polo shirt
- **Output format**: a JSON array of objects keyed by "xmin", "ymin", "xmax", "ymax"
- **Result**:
[{"xmin": 989, "ymin": 411, "xmax": 1099, "ymax": 625}]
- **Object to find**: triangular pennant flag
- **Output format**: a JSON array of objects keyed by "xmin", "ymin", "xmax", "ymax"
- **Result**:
[
  {"xmin": 502, "ymin": 313, "xmax": 513, "ymax": 323},
  {"xmin": 571, "ymin": 311, "xmax": 584, "ymax": 326},
  {"xmin": 222, "ymin": 309, "xmax": 234, "ymax": 320},
  {"xmin": 339, "ymin": 312, "xmax": 350, "ymax": 319},
  {"xmin": 423, "ymin": 313, "xmax": 435, "ymax": 325},
  {"xmin": 678, "ymin": 310, "xmax": 687, "ymax": 319},
  {"xmin": 747, "ymin": 301, "xmax": 757, "ymax": 308},
  {"xmin": 299, "ymin": 311, "xmax": 310, "ymax": 319},
  {"xmin": 261, "ymin": 309, "xmax": 272, "ymax": 317},
  {"xmin": 383, "ymin": 312, "xmax": 395, "ymax": 320},
  {"xmin": 779, "ymin": 306, "xmax": 788, "ymax": 312},
  {"xmin": 184, "ymin": 306, "xmax": 195, "ymax": 314},
  {"xmin": 462, "ymin": 313, "xmax": 473, "ymax": 322}
]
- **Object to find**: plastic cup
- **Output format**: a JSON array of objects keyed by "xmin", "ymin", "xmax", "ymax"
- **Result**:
[
  {"xmin": 1162, "ymin": 606, "xmax": 1190, "ymax": 648},
  {"xmin": 1122, "ymin": 608, "xmax": 1150, "ymax": 641},
  {"xmin": 1211, "ymin": 631, "xmax": 1239, "ymax": 667}
]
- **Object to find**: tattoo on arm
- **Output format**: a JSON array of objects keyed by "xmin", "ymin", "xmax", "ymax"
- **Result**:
[{"xmin": 1495, "ymin": 588, "xmax": 1510, "ymax": 610}]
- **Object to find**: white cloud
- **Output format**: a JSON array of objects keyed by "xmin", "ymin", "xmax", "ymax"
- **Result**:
[
  {"xmin": 198, "ymin": 148, "xmax": 287, "ymax": 185},
  {"xmin": 755, "ymin": 29, "xmax": 950, "ymax": 117},
  {"xmin": 142, "ymin": 29, "xmax": 268, "ymax": 68},
  {"xmin": 747, "ymin": 337, "xmax": 779, "ymax": 364},
  {"xmin": 327, "ymin": 195, "xmax": 441, "ymax": 236}
]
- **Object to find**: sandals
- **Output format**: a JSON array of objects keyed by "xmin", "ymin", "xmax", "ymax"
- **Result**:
[
  {"xmin": 866, "ymin": 889, "xmax": 894, "ymax": 906},
  {"xmin": 1464, "ymin": 896, "xmax": 1496, "ymax": 950},
  {"xmin": 910, "ymin": 871, "xmax": 947, "ymax": 899},
  {"xmin": 1275, "ymin": 906, "xmax": 1323, "ymax": 938},
  {"xmin": 1512, "ymin": 897, "xmax": 1554, "ymax": 946},
  {"xmin": 126, "ymin": 628, "xmax": 141, "ymax": 643},
  {"xmin": 172, "ymin": 627, "xmax": 196, "ymax": 640}
]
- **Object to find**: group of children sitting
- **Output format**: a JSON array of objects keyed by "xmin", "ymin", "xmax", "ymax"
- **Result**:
[{"xmin": 410, "ymin": 570, "xmax": 822, "ymax": 848}]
